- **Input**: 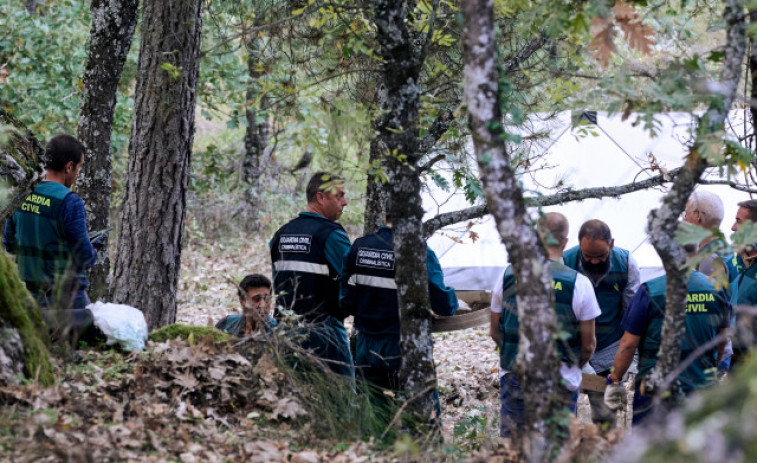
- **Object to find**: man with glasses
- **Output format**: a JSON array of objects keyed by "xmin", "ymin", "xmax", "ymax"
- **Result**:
[
  {"xmin": 563, "ymin": 219, "xmax": 640, "ymax": 427},
  {"xmin": 683, "ymin": 190, "xmax": 728, "ymax": 276},
  {"xmin": 216, "ymin": 274, "xmax": 277, "ymax": 336}
]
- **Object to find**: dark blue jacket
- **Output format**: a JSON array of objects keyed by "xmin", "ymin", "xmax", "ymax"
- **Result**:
[
  {"xmin": 627, "ymin": 272, "xmax": 728, "ymax": 393},
  {"xmin": 3, "ymin": 181, "xmax": 96, "ymax": 290},
  {"xmin": 271, "ymin": 213, "xmax": 349, "ymax": 321},
  {"xmin": 340, "ymin": 226, "xmax": 457, "ymax": 336}
]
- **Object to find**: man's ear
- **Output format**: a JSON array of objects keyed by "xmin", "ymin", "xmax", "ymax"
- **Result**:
[{"xmin": 609, "ymin": 238, "xmax": 615, "ymax": 250}]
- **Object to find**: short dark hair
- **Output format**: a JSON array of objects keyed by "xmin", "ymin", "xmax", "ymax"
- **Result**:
[
  {"xmin": 538, "ymin": 212, "xmax": 569, "ymax": 247},
  {"xmin": 306, "ymin": 171, "xmax": 344, "ymax": 203},
  {"xmin": 578, "ymin": 219, "xmax": 613, "ymax": 243},
  {"xmin": 44, "ymin": 134, "xmax": 84, "ymax": 172},
  {"xmin": 737, "ymin": 199, "xmax": 757, "ymax": 222},
  {"xmin": 237, "ymin": 274, "xmax": 271, "ymax": 298}
]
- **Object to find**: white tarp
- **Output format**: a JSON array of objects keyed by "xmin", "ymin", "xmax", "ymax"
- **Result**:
[{"xmin": 424, "ymin": 111, "xmax": 751, "ymax": 291}]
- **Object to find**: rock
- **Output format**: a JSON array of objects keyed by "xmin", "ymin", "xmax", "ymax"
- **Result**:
[{"xmin": 0, "ymin": 320, "xmax": 25, "ymax": 386}]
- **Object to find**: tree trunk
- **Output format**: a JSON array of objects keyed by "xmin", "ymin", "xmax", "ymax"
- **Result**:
[
  {"xmin": 0, "ymin": 252, "xmax": 54, "ymax": 387},
  {"xmin": 362, "ymin": 136, "xmax": 387, "ymax": 235},
  {"xmin": 111, "ymin": 0, "xmax": 204, "ymax": 329},
  {"xmin": 462, "ymin": 0, "xmax": 565, "ymax": 460},
  {"xmin": 0, "ymin": 108, "xmax": 46, "ymax": 223},
  {"xmin": 645, "ymin": 0, "xmax": 745, "ymax": 400},
  {"xmin": 77, "ymin": 0, "xmax": 139, "ymax": 302},
  {"xmin": 368, "ymin": 0, "xmax": 439, "ymax": 428},
  {"xmin": 243, "ymin": 11, "xmax": 270, "ymax": 206},
  {"xmin": 749, "ymin": 9, "xmax": 757, "ymax": 156}
]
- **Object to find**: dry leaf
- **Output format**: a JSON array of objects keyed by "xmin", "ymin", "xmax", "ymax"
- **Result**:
[
  {"xmin": 589, "ymin": 16, "xmax": 617, "ymax": 67},
  {"xmin": 271, "ymin": 397, "xmax": 307, "ymax": 420}
]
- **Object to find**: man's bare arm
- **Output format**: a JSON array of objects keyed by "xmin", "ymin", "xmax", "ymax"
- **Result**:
[
  {"xmin": 490, "ymin": 312, "xmax": 501, "ymax": 346},
  {"xmin": 609, "ymin": 332, "xmax": 641, "ymax": 382},
  {"xmin": 579, "ymin": 319, "xmax": 596, "ymax": 367}
]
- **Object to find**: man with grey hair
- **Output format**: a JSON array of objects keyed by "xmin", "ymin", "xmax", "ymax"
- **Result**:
[{"xmin": 683, "ymin": 189, "xmax": 726, "ymax": 275}]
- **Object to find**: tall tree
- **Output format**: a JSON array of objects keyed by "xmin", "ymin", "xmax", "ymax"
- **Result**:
[
  {"xmin": 242, "ymin": 4, "xmax": 270, "ymax": 206},
  {"xmin": 462, "ymin": 0, "xmax": 566, "ymax": 459},
  {"xmin": 367, "ymin": 0, "xmax": 437, "ymax": 426},
  {"xmin": 77, "ymin": 0, "xmax": 139, "ymax": 302},
  {"xmin": 644, "ymin": 0, "xmax": 746, "ymax": 400},
  {"xmin": 111, "ymin": 0, "xmax": 204, "ymax": 328}
]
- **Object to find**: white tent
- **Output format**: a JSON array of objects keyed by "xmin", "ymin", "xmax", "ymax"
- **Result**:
[{"xmin": 424, "ymin": 111, "xmax": 752, "ymax": 291}]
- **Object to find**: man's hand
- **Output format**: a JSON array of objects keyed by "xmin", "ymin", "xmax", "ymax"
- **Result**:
[{"xmin": 604, "ymin": 381, "xmax": 626, "ymax": 411}]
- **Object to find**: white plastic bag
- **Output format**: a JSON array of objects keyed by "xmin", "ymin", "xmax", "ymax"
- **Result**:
[{"xmin": 88, "ymin": 301, "xmax": 148, "ymax": 352}]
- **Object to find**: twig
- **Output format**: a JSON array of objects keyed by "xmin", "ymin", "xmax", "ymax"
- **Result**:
[{"xmin": 380, "ymin": 383, "xmax": 437, "ymax": 440}]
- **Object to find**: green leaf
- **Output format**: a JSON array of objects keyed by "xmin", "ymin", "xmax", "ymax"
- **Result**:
[
  {"xmin": 675, "ymin": 222, "xmax": 713, "ymax": 246},
  {"xmin": 731, "ymin": 221, "xmax": 757, "ymax": 253},
  {"xmin": 706, "ymin": 50, "xmax": 725, "ymax": 63},
  {"xmin": 432, "ymin": 172, "xmax": 450, "ymax": 191}
]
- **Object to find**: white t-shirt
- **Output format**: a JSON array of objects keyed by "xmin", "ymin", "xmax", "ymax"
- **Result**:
[{"xmin": 490, "ymin": 263, "xmax": 601, "ymax": 391}]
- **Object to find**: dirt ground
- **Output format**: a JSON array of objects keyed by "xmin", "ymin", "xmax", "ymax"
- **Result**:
[{"xmin": 173, "ymin": 236, "xmax": 629, "ymax": 442}]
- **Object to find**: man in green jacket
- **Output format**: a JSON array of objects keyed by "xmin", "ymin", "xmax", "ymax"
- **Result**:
[
  {"xmin": 562, "ymin": 219, "xmax": 640, "ymax": 427},
  {"xmin": 4, "ymin": 135, "xmax": 99, "ymax": 341}
]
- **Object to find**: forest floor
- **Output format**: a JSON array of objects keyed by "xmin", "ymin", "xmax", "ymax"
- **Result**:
[{"xmin": 0, "ymin": 235, "xmax": 626, "ymax": 462}]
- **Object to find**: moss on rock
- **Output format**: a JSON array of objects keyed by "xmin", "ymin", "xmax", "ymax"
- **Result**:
[
  {"xmin": 0, "ymin": 252, "xmax": 54, "ymax": 386},
  {"xmin": 148, "ymin": 324, "xmax": 231, "ymax": 343}
]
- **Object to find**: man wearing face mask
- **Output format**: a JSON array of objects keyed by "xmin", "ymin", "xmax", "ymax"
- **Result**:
[{"xmin": 563, "ymin": 219, "xmax": 640, "ymax": 427}]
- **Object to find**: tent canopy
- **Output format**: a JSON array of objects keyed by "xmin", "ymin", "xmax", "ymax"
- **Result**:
[{"xmin": 424, "ymin": 110, "xmax": 750, "ymax": 291}]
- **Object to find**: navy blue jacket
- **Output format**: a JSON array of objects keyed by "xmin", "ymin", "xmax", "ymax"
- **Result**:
[
  {"xmin": 271, "ymin": 213, "xmax": 349, "ymax": 321},
  {"xmin": 340, "ymin": 226, "xmax": 458, "ymax": 335}
]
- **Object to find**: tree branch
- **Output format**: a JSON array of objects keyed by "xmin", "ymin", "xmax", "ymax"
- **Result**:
[
  {"xmin": 422, "ymin": 167, "xmax": 683, "ymax": 237},
  {"xmin": 418, "ymin": 108, "xmax": 454, "ymax": 159},
  {"xmin": 503, "ymin": 33, "xmax": 548, "ymax": 73},
  {"xmin": 0, "ymin": 108, "xmax": 46, "ymax": 223}
]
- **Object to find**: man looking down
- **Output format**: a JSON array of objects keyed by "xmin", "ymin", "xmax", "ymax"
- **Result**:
[
  {"xmin": 3, "ymin": 135, "xmax": 102, "ymax": 343},
  {"xmin": 270, "ymin": 171, "xmax": 353, "ymax": 377},
  {"xmin": 340, "ymin": 199, "xmax": 457, "ymax": 422},
  {"xmin": 605, "ymin": 251, "xmax": 729, "ymax": 425},
  {"xmin": 491, "ymin": 212, "xmax": 599, "ymax": 437},
  {"xmin": 562, "ymin": 219, "xmax": 640, "ymax": 427}
]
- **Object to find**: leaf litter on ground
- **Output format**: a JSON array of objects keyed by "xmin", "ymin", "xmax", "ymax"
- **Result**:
[{"xmin": 0, "ymin": 238, "xmax": 624, "ymax": 461}]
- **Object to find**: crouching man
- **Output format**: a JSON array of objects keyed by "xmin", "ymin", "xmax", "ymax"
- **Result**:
[
  {"xmin": 216, "ymin": 274, "xmax": 277, "ymax": 336},
  {"xmin": 604, "ymin": 250, "xmax": 729, "ymax": 425},
  {"xmin": 490, "ymin": 212, "xmax": 599, "ymax": 436}
]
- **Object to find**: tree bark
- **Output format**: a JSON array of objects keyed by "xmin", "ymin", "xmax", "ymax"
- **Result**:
[
  {"xmin": 368, "ymin": 0, "xmax": 440, "ymax": 428},
  {"xmin": 77, "ymin": 0, "xmax": 139, "ymax": 302},
  {"xmin": 645, "ymin": 0, "xmax": 746, "ymax": 400},
  {"xmin": 362, "ymin": 135, "xmax": 388, "ymax": 235},
  {"xmin": 111, "ymin": 0, "xmax": 204, "ymax": 329},
  {"xmin": 462, "ymin": 0, "xmax": 565, "ymax": 459},
  {"xmin": 243, "ymin": 10, "xmax": 270, "ymax": 206},
  {"xmin": 0, "ymin": 108, "xmax": 46, "ymax": 223}
]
